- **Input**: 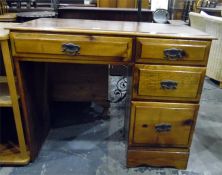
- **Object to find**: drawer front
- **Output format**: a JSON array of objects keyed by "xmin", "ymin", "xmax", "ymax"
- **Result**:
[
  {"xmin": 136, "ymin": 38, "xmax": 211, "ymax": 65},
  {"xmin": 129, "ymin": 102, "xmax": 199, "ymax": 147},
  {"xmin": 11, "ymin": 32, "xmax": 132, "ymax": 62},
  {"xmin": 133, "ymin": 64, "xmax": 205, "ymax": 101},
  {"xmin": 127, "ymin": 148, "xmax": 189, "ymax": 169}
]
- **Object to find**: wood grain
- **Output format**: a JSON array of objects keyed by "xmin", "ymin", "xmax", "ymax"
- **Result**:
[
  {"xmin": 97, "ymin": 0, "xmax": 117, "ymax": 7},
  {"xmin": 117, "ymin": 0, "xmax": 135, "ymax": 8},
  {"xmin": 136, "ymin": 38, "xmax": 211, "ymax": 66},
  {"xmin": 14, "ymin": 61, "xmax": 50, "ymax": 161},
  {"xmin": 129, "ymin": 101, "xmax": 199, "ymax": 147},
  {"xmin": 7, "ymin": 18, "xmax": 214, "ymax": 40},
  {"xmin": 1, "ymin": 40, "xmax": 29, "ymax": 164},
  {"xmin": 48, "ymin": 64, "xmax": 108, "ymax": 102},
  {"xmin": 11, "ymin": 32, "xmax": 132, "ymax": 62},
  {"xmin": 133, "ymin": 64, "xmax": 206, "ymax": 102},
  {"xmin": 5, "ymin": 18, "xmax": 213, "ymax": 167},
  {"xmin": 127, "ymin": 148, "xmax": 189, "ymax": 169}
]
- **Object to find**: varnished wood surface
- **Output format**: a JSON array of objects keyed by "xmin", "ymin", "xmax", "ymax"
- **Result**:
[
  {"xmin": 11, "ymin": 32, "xmax": 132, "ymax": 62},
  {"xmin": 7, "ymin": 18, "xmax": 214, "ymax": 39},
  {"xmin": 0, "ymin": 144, "xmax": 29, "ymax": 165},
  {"xmin": 0, "ymin": 83, "xmax": 12, "ymax": 107},
  {"xmin": 14, "ymin": 61, "xmax": 50, "ymax": 161},
  {"xmin": 0, "ymin": 29, "xmax": 9, "ymax": 40},
  {"xmin": 136, "ymin": 38, "xmax": 211, "ymax": 66},
  {"xmin": 129, "ymin": 102, "xmax": 199, "ymax": 147},
  {"xmin": 97, "ymin": 0, "xmax": 149, "ymax": 8},
  {"xmin": 133, "ymin": 64, "xmax": 206, "ymax": 102},
  {"xmin": 97, "ymin": 0, "xmax": 117, "ymax": 7},
  {"xmin": 0, "ymin": 22, "xmax": 19, "ymax": 40},
  {"xmin": 127, "ymin": 148, "xmax": 189, "ymax": 169},
  {"xmin": 6, "ymin": 18, "xmax": 214, "ymax": 167},
  {"xmin": 0, "ymin": 38, "xmax": 29, "ymax": 164},
  {"xmin": 117, "ymin": 0, "xmax": 135, "ymax": 8},
  {"xmin": 48, "ymin": 64, "xmax": 108, "ymax": 103},
  {"xmin": 0, "ymin": 13, "xmax": 17, "ymax": 22}
]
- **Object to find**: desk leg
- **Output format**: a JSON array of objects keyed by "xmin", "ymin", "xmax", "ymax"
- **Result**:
[{"xmin": 15, "ymin": 61, "xmax": 50, "ymax": 161}]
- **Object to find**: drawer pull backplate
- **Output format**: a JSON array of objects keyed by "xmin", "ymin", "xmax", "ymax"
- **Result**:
[
  {"xmin": 160, "ymin": 80, "xmax": 178, "ymax": 90},
  {"xmin": 155, "ymin": 123, "xmax": 172, "ymax": 132},
  {"xmin": 164, "ymin": 48, "xmax": 185, "ymax": 60},
  {"xmin": 62, "ymin": 43, "xmax": 80, "ymax": 55}
]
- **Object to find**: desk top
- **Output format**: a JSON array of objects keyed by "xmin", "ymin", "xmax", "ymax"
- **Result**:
[
  {"xmin": 7, "ymin": 18, "xmax": 214, "ymax": 40},
  {"xmin": 0, "ymin": 22, "xmax": 19, "ymax": 40}
]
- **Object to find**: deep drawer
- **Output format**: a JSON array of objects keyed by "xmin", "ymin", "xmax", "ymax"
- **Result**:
[
  {"xmin": 133, "ymin": 64, "xmax": 205, "ymax": 101},
  {"xmin": 10, "ymin": 32, "xmax": 133, "ymax": 62},
  {"xmin": 136, "ymin": 38, "xmax": 211, "ymax": 65},
  {"xmin": 129, "ymin": 101, "xmax": 199, "ymax": 147}
]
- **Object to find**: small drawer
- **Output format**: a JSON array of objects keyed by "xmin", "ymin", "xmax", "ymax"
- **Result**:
[
  {"xmin": 10, "ymin": 32, "xmax": 132, "ymax": 62},
  {"xmin": 129, "ymin": 102, "xmax": 199, "ymax": 147},
  {"xmin": 136, "ymin": 38, "xmax": 211, "ymax": 66},
  {"xmin": 133, "ymin": 64, "xmax": 205, "ymax": 101}
]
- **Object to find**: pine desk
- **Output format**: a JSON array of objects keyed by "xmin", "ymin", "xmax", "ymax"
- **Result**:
[{"xmin": 7, "ymin": 18, "xmax": 213, "ymax": 168}]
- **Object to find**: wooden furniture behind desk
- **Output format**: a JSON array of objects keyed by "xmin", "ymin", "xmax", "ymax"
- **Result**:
[
  {"xmin": 58, "ymin": 7, "xmax": 153, "ymax": 22},
  {"xmin": 0, "ymin": 0, "xmax": 16, "ymax": 22},
  {"xmin": 97, "ymin": 0, "xmax": 149, "ymax": 8},
  {"xmin": 200, "ymin": 6, "xmax": 222, "ymax": 16},
  {"xmin": 7, "ymin": 18, "xmax": 213, "ymax": 169},
  {"xmin": 0, "ymin": 24, "xmax": 29, "ymax": 165}
]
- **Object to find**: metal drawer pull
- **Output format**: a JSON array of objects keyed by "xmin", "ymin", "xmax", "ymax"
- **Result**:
[
  {"xmin": 62, "ymin": 43, "xmax": 80, "ymax": 55},
  {"xmin": 164, "ymin": 48, "xmax": 185, "ymax": 60},
  {"xmin": 160, "ymin": 80, "xmax": 178, "ymax": 90},
  {"xmin": 155, "ymin": 123, "xmax": 172, "ymax": 132}
]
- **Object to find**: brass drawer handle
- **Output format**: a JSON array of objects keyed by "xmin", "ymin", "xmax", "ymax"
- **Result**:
[
  {"xmin": 164, "ymin": 48, "xmax": 185, "ymax": 60},
  {"xmin": 155, "ymin": 123, "xmax": 172, "ymax": 132},
  {"xmin": 160, "ymin": 80, "xmax": 178, "ymax": 90},
  {"xmin": 62, "ymin": 43, "xmax": 80, "ymax": 55}
]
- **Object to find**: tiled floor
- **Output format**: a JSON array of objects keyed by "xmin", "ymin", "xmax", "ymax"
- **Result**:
[
  {"xmin": 187, "ymin": 78, "xmax": 222, "ymax": 175},
  {"xmin": 0, "ymin": 77, "xmax": 221, "ymax": 175}
]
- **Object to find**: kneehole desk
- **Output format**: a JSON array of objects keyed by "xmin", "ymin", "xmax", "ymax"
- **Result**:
[{"xmin": 6, "ymin": 18, "xmax": 214, "ymax": 169}]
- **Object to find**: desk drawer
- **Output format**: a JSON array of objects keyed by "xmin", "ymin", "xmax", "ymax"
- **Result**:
[
  {"xmin": 11, "ymin": 33, "xmax": 132, "ymax": 62},
  {"xmin": 136, "ymin": 38, "xmax": 211, "ymax": 65},
  {"xmin": 127, "ymin": 148, "xmax": 189, "ymax": 169},
  {"xmin": 129, "ymin": 102, "xmax": 198, "ymax": 147},
  {"xmin": 133, "ymin": 64, "xmax": 205, "ymax": 101}
]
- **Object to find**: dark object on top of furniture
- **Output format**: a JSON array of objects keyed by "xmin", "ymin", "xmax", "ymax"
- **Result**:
[
  {"xmin": 137, "ymin": 0, "xmax": 142, "ymax": 22},
  {"xmin": 182, "ymin": 0, "xmax": 195, "ymax": 21},
  {"xmin": 58, "ymin": 7, "xmax": 153, "ymax": 22}
]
